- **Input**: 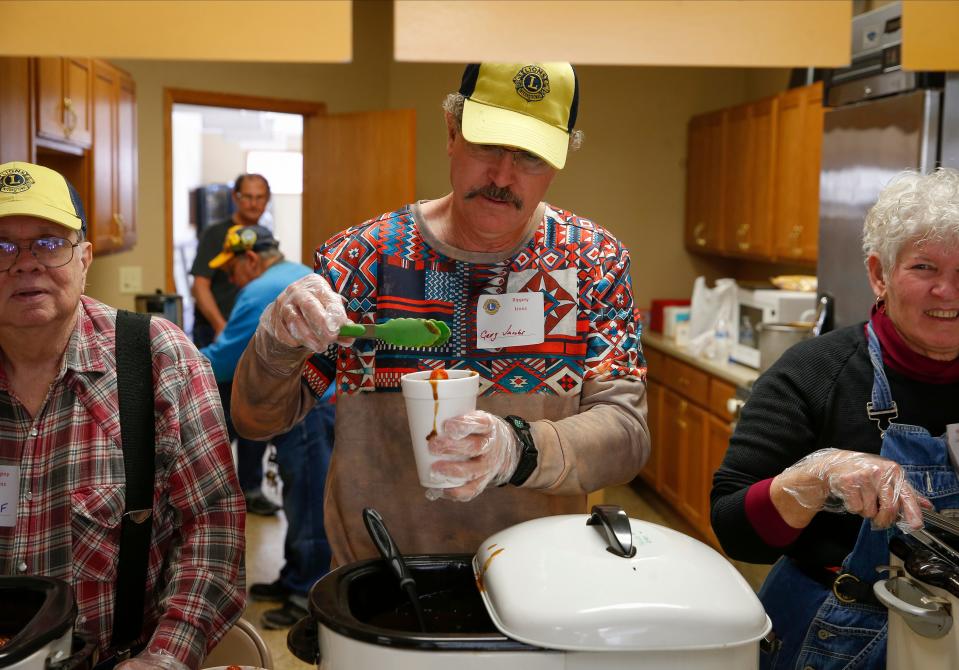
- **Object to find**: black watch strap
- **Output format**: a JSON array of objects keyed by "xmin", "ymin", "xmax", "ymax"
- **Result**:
[{"xmin": 504, "ymin": 415, "xmax": 538, "ymax": 486}]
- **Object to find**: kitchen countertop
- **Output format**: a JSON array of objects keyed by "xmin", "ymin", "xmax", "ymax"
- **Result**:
[{"xmin": 641, "ymin": 331, "xmax": 760, "ymax": 388}]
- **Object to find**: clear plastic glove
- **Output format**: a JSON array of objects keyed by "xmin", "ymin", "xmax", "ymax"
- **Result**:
[
  {"xmin": 777, "ymin": 448, "xmax": 927, "ymax": 529},
  {"xmin": 253, "ymin": 273, "xmax": 353, "ymax": 375},
  {"xmin": 115, "ymin": 648, "xmax": 188, "ymax": 670},
  {"xmin": 425, "ymin": 411, "xmax": 521, "ymax": 502}
]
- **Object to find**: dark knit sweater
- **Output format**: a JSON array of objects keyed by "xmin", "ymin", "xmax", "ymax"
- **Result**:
[{"xmin": 710, "ymin": 323, "xmax": 959, "ymax": 568}]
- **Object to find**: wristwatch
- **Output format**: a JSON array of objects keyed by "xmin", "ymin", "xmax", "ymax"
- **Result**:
[{"xmin": 504, "ymin": 415, "xmax": 538, "ymax": 486}]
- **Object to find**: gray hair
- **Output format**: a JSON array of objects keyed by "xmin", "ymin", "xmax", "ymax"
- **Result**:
[
  {"xmin": 863, "ymin": 167, "xmax": 959, "ymax": 272},
  {"xmin": 255, "ymin": 247, "xmax": 283, "ymax": 263},
  {"xmin": 442, "ymin": 92, "xmax": 584, "ymax": 153}
]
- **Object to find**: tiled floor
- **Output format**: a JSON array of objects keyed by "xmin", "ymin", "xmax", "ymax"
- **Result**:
[{"xmin": 238, "ymin": 480, "xmax": 771, "ymax": 670}]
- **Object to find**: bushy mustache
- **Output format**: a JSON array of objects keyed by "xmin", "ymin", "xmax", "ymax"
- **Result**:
[{"xmin": 465, "ymin": 184, "xmax": 523, "ymax": 210}]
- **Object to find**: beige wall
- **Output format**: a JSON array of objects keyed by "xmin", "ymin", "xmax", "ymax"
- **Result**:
[{"xmin": 86, "ymin": 0, "xmax": 792, "ymax": 312}]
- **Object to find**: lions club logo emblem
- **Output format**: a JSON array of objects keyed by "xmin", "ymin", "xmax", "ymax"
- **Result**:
[
  {"xmin": 483, "ymin": 298, "xmax": 501, "ymax": 315},
  {"xmin": 238, "ymin": 228, "xmax": 258, "ymax": 248},
  {"xmin": 0, "ymin": 168, "xmax": 35, "ymax": 194},
  {"xmin": 513, "ymin": 65, "xmax": 550, "ymax": 103}
]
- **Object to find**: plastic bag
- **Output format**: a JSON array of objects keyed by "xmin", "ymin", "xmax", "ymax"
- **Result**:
[{"xmin": 687, "ymin": 277, "xmax": 737, "ymax": 358}]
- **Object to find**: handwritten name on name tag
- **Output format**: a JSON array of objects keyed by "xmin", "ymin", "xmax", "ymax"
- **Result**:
[
  {"xmin": 0, "ymin": 466, "xmax": 19, "ymax": 527},
  {"xmin": 476, "ymin": 292, "xmax": 545, "ymax": 349}
]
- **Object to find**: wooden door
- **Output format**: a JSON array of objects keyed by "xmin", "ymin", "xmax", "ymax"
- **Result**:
[
  {"xmin": 724, "ymin": 104, "xmax": 751, "ymax": 256},
  {"xmin": 116, "ymin": 72, "xmax": 137, "ymax": 249},
  {"xmin": 36, "ymin": 57, "xmax": 92, "ymax": 150},
  {"xmin": 742, "ymin": 97, "xmax": 777, "ymax": 258},
  {"xmin": 685, "ymin": 110, "xmax": 726, "ymax": 254},
  {"xmin": 703, "ymin": 414, "xmax": 733, "ymax": 547},
  {"xmin": 772, "ymin": 83, "xmax": 822, "ymax": 264},
  {"xmin": 0, "ymin": 57, "xmax": 32, "ymax": 163},
  {"xmin": 640, "ymin": 381, "xmax": 663, "ymax": 489},
  {"xmin": 796, "ymin": 83, "xmax": 823, "ymax": 262},
  {"xmin": 64, "ymin": 58, "xmax": 93, "ymax": 147},
  {"xmin": 302, "ymin": 109, "xmax": 416, "ymax": 266},
  {"xmin": 659, "ymin": 388, "xmax": 684, "ymax": 507},
  {"xmin": 90, "ymin": 62, "xmax": 116, "ymax": 250},
  {"xmin": 678, "ymin": 400, "xmax": 708, "ymax": 530},
  {"xmin": 89, "ymin": 62, "xmax": 119, "ymax": 253}
]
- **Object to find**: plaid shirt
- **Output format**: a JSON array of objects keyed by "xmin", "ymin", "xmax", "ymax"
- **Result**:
[{"xmin": 0, "ymin": 297, "xmax": 245, "ymax": 668}]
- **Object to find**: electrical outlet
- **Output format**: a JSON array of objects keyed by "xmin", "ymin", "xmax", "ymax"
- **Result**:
[{"xmin": 119, "ymin": 266, "xmax": 143, "ymax": 294}]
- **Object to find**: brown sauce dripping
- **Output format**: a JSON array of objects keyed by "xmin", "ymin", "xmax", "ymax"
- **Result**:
[
  {"xmin": 425, "ymin": 369, "xmax": 448, "ymax": 440},
  {"xmin": 475, "ymin": 546, "xmax": 504, "ymax": 593}
]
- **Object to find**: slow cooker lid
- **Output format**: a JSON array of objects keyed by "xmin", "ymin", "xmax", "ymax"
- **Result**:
[
  {"xmin": 473, "ymin": 506, "xmax": 771, "ymax": 652},
  {"xmin": 0, "ymin": 576, "xmax": 76, "ymax": 666}
]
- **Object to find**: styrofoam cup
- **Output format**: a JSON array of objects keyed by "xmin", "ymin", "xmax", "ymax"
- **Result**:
[{"xmin": 400, "ymin": 370, "xmax": 479, "ymax": 488}]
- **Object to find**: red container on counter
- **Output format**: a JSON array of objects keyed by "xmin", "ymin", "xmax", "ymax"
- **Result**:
[{"xmin": 649, "ymin": 299, "xmax": 691, "ymax": 333}]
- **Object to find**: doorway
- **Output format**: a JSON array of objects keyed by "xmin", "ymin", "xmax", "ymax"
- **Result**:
[
  {"xmin": 171, "ymin": 104, "xmax": 305, "ymax": 337},
  {"xmin": 164, "ymin": 87, "xmax": 418, "ymax": 337},
  {"xmin": 164, "ymin": 89, "xmax": 325, "ymax": 339}
]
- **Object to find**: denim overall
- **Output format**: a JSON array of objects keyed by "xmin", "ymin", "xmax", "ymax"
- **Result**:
[{"xmin": 758, "ymin": 324, "xmax": 959, "ymax": 669}]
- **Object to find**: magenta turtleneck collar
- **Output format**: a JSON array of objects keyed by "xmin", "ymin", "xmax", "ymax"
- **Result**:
[{"xmin": 868, "ymin": 306, "xmax": 959, "ymax": 384}]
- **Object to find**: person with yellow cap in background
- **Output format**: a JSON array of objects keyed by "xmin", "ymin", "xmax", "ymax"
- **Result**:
[
  {"xmin": 199, "ymin": 224, "xmax": 335, "ymax": 629},
  {"xmin": 0, "ymin": 162, "xmax": 244, "ymax": 668},
  {"xmin": 231, "ymin": 63, "xmax": 650, "ymax": 567}
]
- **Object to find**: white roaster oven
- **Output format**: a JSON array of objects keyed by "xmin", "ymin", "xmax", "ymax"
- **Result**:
[{"xmin": 288, "ymin": 505, "xmax": 771, "ymax": 669}]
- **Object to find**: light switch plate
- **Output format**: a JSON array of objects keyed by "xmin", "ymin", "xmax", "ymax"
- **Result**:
[{"xmin": 119, "ymin": 266, "xmax": 143, "ymax": 294}]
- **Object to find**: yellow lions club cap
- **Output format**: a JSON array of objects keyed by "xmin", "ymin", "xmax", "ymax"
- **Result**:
[
  {"xmin": 209, "ymin": 224, "xmax": 279, "ymax": 269},
  {"xmin": 458, "ymin": 62, "xmax": 579, "ymax": 170},
  {"xmin": 0, "ymin": 161, "xmax": 86, "ymax": 234}
]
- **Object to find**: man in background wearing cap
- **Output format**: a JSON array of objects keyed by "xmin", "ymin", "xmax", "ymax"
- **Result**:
[
  {"xmin": 232, "ymin": 63, "xmax": 649, "ymax": 565},
  {"xmin": 0, "ymin": 162, "xmax": 244, "ymax": 667},
  {"xmin": 200, "ymin": 224, "xmax": 334, "ymax": 629},
  {"xmin": 190, "ymin": 174, "xmax": 277, "ymax": 516}
]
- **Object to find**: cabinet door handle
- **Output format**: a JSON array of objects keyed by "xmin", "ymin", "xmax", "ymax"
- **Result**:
[
  {"xmin": 62, "ymin": 97, "xmax": 77, "ymax": 136},
  {"xmin": 113, "ymin": 213, "xmax": 125, "ymax": 227},
  {"xmin": 693, "ymin": 222, "xmax": 707, "ymax": 247}
]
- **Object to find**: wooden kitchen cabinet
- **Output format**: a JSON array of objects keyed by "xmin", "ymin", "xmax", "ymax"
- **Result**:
[
  {"xmin": 0, "ymin": 56, "xmax": 136, "ymax": 256},
  {"xmin": 685, "ymin": 82, "xmax": 822, "ymax": 265},
  {"xmin": 684, "ymin": 109, "xmax": 726, "ymax": 254},
  {"xmin": 724, "ymin": 97, "xmax": 777, "ymax": 259},
  {"xmin": 771, "ymin": 82, "xmax": 822, "ymax": 264},
  {"xmin": 88, "ymin": 61, "xmax": 137, "ymax": 253},
  {"xmin": 36, "ymin": 57, "xmax": 93, "ymax": 151},
  {"xmin": 641, "ymin": 340, "xmax": 744, "ymax": 548}
]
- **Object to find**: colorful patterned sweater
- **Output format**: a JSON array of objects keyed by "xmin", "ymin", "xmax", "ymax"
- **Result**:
[{"xmin": 282, "ymin": 202, "xmax": 649, "ymax": 563}]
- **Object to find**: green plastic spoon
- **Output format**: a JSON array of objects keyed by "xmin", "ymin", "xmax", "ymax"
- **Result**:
[{"xmin": 339, "ymin": 318, "xmax": 449, "ymax": 348}]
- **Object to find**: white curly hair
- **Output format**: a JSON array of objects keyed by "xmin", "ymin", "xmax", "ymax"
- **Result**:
[
  {"xmin": 862, "ymin": 167, "xmax": 959, "ymax": 272},
  {"xmin": 442, "ymin": 92, "xmax": 584, "ymax": 153}
]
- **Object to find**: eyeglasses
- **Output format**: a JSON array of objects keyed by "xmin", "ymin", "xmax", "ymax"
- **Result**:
[
  {"xmin": 463, "ymin": 140, "xmax": 552, "ymax": 176},
  {"xmin": 237, "ymin": 193, "xmax": 268, "ymax": 204},
  {"xmin": 0, "ymin": 236, "xmax": 81, "ymax": 272}
]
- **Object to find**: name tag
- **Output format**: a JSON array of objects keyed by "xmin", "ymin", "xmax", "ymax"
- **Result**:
[
  {"xmin": 0, "ymin": 466, "xmax": 19, "ymax": 527},
  {"xmin": 476, "ymin": 292, "xmax": 545, "ymax": 350}
]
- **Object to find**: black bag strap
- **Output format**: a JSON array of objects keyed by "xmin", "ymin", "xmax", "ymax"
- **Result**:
[{"xmin": 110, "ymin": 310, "xmax": 156, "ymax": 654}]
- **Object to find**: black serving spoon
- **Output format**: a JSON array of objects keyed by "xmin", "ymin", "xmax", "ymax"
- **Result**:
[{"xmin": 362, "ymin": 507, "xmax": 428, "ymax": 632}]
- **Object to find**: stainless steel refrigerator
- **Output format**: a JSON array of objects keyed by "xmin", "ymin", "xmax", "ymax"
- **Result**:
[{"xmin": 816, "ymin": 1, "xmax": 958, "ymax": 332}]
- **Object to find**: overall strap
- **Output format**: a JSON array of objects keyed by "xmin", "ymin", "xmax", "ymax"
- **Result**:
[
  {"xmin": 865, "ymin": 322, "xmax": 898, "ymax": 435},
  {"xmin": 111, "ymin": 310, "xmax": 156, "ymax": 655}
]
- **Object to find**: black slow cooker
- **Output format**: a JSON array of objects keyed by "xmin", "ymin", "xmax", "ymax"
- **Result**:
[{"xmin": 0, "ymin": 576, "xmax": 96, "ymax": 670}]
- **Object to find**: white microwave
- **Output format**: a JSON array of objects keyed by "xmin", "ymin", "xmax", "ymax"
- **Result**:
[{"xmin": 731, "ymin": 288, "xmax": 817, "ymax": 368}]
